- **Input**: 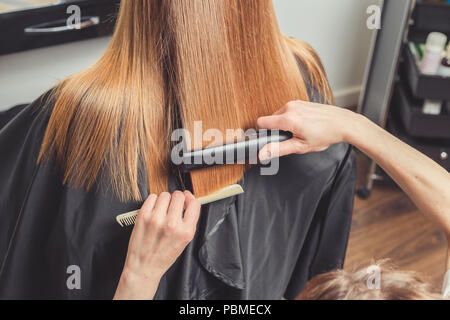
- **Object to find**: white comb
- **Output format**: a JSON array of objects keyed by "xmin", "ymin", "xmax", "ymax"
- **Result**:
[{"xmin": 116, "ymin": 184, "xmax": 244, "ymax": 227}]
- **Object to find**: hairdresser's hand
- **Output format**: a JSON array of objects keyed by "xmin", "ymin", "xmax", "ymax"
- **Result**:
[
  {"xmin": 257, "ymin": 100, "xmax": 357, "ymax": 161},
  {"xmin": 114, "ymin": 191, "xmax": 201, "ymax": 300}
]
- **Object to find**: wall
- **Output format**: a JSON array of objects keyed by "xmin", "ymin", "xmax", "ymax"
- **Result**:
[
  {"xmin": 273, "ymin": 0, "xmax": 381, "ymax": 106},
  {"xmin": 0, "ymin": 37, "xmax": 111, "ymax": 110},
  {"xmin": 0, "ymin": 0, "xmax": 380, "ymax": 110}
]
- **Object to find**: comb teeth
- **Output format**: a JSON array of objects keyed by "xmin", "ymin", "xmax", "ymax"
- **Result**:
[
  {"xmin": 116, "ymin": 210, "xmax": 139, "ymax": 227},
  {"xmin": 115, "ymin": 184, "xmax": 244, "ymax": 227}
]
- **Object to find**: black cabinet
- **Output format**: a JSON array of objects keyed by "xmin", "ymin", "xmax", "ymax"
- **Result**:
[
  {"xmin": 388, "ymin": 0, "xmax": 450, "ymax": 171},
  {"xmin": 0, "ymin": 0, "xmax": 120, "ymax": 55},
  {"xmin": 387, "ymin": 114, "xmax": 450, "ymax": 171},
  {"xmin": 392, "ymin": 81, "xmax": 450, "ymax": 140},
  {"xmin": 402, "ymin": 44, "xmax": 450, "ymax": 101},
  {"xmin": 357, "ymin": 0, "xmax": 450, "ymax": 198},
  {"xmin": 412, "ymin": 0, "xmax": 450, "ymax": 34}
]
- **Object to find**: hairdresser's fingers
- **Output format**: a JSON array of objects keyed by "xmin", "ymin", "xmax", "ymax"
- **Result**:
[
  {"xmin": 126, "ymin": 194, "xmax": 158, "ymax": 253},
  {"xmin": 272, "ymin": 104, "xmax": 289, "ymax": 116},
  {"xmin": 152, "ymin": 192, "xmax": 172, "ymax": 218},
  {"xmin": 259, "ymin": 139, "xmax": 310, "ymax": 161},
  {"xmin": 256, "ymin": 115, "xmax": 294, "ymax": 132},
  {"xmin": 266, "ymin": 100, "xmax": 312, "ymax": 118},
  {"xmin": 167, "ymin": 191, "xmax": 186, "ymax": 222},
  {"xmin": 183, "ymin": 191, "xmax": 201, "ymax": 227},
  {"xmin": 137, "ymin": 194, "xmax": 158, "ymax": 223}
]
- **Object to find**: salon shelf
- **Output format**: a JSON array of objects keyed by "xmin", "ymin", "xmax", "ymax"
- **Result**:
[
  {"xmin": 0, "ymin": 0, "xmax": 120, "ymax": 55},
  {"xmin": 387, "ymin": 111, "xmax": 450, "ymax": 172},
  {"xmin": 412, "ymin": 0, "xmax": 450, "ymax": 33},
  {"xmin": 392, "ymin": 80, "xmax": 450, "ymax": 140},
  {"xmin": 402, "ymin": 43, "xmax": 450, "ymax": 101}
]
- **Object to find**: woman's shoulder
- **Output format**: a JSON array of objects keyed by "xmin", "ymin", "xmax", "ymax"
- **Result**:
[
  {"xmin": 0, "ymin": 89, "xmax": 55, "ymax": 132},
  {"xmin": 282, "ymin": 142, "xmax": 354, "ymax": 181},
  {"xmin": 286, "ymin": 36, "xmax": 334, "ymax": 105},
  {"xmin": 0, "ymin": 90, "xmax": 58, "ymax": 244},
  {"xmin": 0, "ymin": 89, "xmax": 57, "ymax": 189},
  {"xmin": 243, "ymin": 142, "xmax": 354, "ymax": 200}
]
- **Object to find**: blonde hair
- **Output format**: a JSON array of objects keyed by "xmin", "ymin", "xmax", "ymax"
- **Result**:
[
  {"xmin": 39, "ymin": 0, "xmax": 333, "ymax": 202},
  {"xmin": 298, "ymin": 261, "xmax": 444, "ymax": 300}
]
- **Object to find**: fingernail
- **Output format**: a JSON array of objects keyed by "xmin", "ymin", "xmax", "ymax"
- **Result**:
[
  {"xmin": 184, "ymin": 190, "xmax": 194, "ymax": 198},
  {"xmin": 259, "ymin": 150, "xmax": 272, "ymax": 162}
]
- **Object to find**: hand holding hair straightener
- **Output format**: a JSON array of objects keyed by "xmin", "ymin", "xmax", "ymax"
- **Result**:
[
  {"xmin": 116, "ymin": 100, "xmax": 450, "ymax": 300},
  {"xmin": 257, "ymin": 100, "xmax": 450, "ymax": 296}
]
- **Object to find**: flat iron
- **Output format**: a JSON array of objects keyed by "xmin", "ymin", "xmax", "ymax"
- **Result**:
[{"xmin": 180, "ymin": 130, "xmax": 293, "ymax": 172}]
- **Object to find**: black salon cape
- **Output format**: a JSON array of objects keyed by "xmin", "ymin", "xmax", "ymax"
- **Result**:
[{"xmin": 0, "ymin": 86, "xmax": 356, "ymax": 300}]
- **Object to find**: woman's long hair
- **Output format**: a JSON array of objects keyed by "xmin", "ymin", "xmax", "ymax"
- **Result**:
[{"xmin": 39, "ymin": 0, "xmax": 333, "ymax": 202}]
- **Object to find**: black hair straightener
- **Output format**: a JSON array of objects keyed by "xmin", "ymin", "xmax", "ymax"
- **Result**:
[{"xmin": 180, "ymin": 130, "xmax": 293, "ymax": 172}]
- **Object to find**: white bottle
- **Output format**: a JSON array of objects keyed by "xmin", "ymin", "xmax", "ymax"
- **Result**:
[
  {"xmin": 420, "ymin": 32, "xmax": 447, "ymax": 75},
  {"xmin": 422, "ymin": 99, "xmax": 442, "ymax": 115}
]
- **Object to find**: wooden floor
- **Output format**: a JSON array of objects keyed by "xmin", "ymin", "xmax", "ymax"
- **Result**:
[{"xmin": 344, "ymin": 153, "xmax": 448, "ymax": 287}]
